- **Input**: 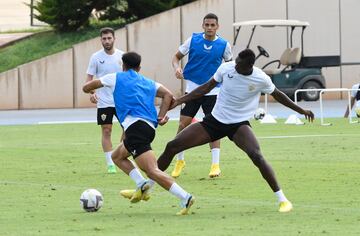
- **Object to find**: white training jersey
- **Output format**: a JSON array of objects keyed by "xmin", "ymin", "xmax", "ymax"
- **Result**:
[
  {"xmin": 179, "ymin": 35, "xmax": 233, "ymax": 96},
  {"xmin": 350, "ymin": 83, "xmax": 360, "ymax": 107},
  {"xmin": 86, "ymin": 48, "xmax": 124, "ymax": 108},
  {"xmin": 212, "ymin": 61, "xmax": 275, "ymax": 124},
  {"xmin": 99, "ymin": 73, "xmax": 161, "ymax": 131}
]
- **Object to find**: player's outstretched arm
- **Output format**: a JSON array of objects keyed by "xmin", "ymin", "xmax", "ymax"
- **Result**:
[
  {"xmin": 156, "ymin": 85, "xmax": 173, "ymax": 125},
  {"xmin": 271, "ymin": 88, "xmax": 314, "ymax": 122},
  {"xmin": 174, "ymin": 78, "xmax": 218, "ymax": 108},
  {"xmin": 83, "ymin": 79, "xmax": 103, "ymax": 93}
]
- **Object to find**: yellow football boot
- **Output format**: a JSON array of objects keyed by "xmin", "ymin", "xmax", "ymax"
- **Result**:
[
  {"xmin": 176, "ymin": 196, "xmax": 195, "ymax": 216},
  {"xmin": 119, "ymin": 189, "xmax": 150, "ymax": 201},
  {"xmin": 279, "ymin": 201, "xmax": 293, "ymax": 213},
  {"xmin": 171, "ymin": 160, "xmax": 186, "ymax": 178},
  {"xmin": 208, "ymin": 164, "xmax": 221, "ymax": 178}
]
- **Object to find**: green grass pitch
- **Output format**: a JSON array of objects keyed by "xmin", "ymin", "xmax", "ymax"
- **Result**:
[{"xmin": 0, "ymin": 119, "xmax": 359, "ymax": 235}]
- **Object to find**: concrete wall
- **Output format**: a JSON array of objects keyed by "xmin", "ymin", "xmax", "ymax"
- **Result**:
[
  {"xmin": 288, "ymin": 0, "xmax": 342, "ymax": 99},
  {"xmin": 234, "ymin": 0, "xmax": 288, "ymax": 69},
  {"xmin": 127, "ymin": 7, "xmax": 182, "ymax": 97},
  {"xmin": 340, "ymin": 0, "xmax": 360, "ymax": 98},
  {"xmin": 18, "ymin": 49, "xmax": 73, "ymax": 109},
  {"xmin": 0, "ymin": 68, "xmax": 18, "ymax": 109},
  {"xmin": 2, "ymin": 0, "xmax": 360, "ymax": 110}
]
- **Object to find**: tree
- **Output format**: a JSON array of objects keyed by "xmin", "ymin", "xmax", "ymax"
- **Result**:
[
  {"xmin": 33, "ymin": 0, "xmax": 198, "ymax": 32},
  {"xmin": 100, "ymin": 0, "xmax": 197, "ymax": 21},
  {"xmin": 33, "ymin": 0, "xmax": 117, "ymax": 32}
]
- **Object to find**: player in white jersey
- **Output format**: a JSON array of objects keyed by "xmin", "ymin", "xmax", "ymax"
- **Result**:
[
  {"xmin": 86, "ymin": 27, "xmax": 124, "ymax": 174},
  {"xmin": 171, "ymin": 13, "xmax": 233, "ymax": 178},
  {"xmin": 157, "ymin": 49, "xmax": 314, "ymax": 213},
  {"xmin": 344, "ymin": 83, "xmax": 360, "ymax": 118}
]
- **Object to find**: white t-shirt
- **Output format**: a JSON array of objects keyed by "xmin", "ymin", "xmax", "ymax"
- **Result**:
[
  {"xmin": 87, "ymin": 48, "xmax": 124, "ymax": 108},
  {"xmin": 350, "ymin": 83, "xmax": 360, "ymax": 107},
  {"xmin": 212, "ymin": 61, "xmax": 275, "ymax": 124},
  {"xmin": 99, "ymin": 73, "xmax": 161, "ymax": 130},
  {"xmin": 179, "ymin": 35, "xmax": 233, "ymax": 96}
]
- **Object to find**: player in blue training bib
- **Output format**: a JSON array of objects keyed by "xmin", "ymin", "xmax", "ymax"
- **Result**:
[{"xmin": 170, "ymin": 13, "xmax": 233, "ymax": 178}]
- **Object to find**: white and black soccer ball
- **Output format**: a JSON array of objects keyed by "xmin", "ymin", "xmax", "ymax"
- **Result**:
[
  {"xmin": 80, "ymin": 189, "xmax": 103, "ymax": 212},
  {"xmin": 254, "ymin": 108, "xmax": 266, "ymax": 120}
]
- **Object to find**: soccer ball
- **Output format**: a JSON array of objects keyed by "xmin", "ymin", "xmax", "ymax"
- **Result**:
[
  {"xmin": 80, "ymin": 189, "xmax": 103, "ymax": 212},
  {"xmin": 254, "ymin": 108, "xmax": 266, "ymax": 120}
]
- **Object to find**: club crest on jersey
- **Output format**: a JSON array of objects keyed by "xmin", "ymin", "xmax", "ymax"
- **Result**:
[
  {"xmin": 101, "ymin": 114, "xmax": 107, "ymax": 121},
  {"xmin": 99, "ymin": 60, "xmax": 105, "ymax": 64},
  {"xmin": 203, "ymin": 44, "xmax": 213, "ymax": 50},
  {"xmin": 248, "ymin": 84, "xmax": 256, "ymax": 91}
]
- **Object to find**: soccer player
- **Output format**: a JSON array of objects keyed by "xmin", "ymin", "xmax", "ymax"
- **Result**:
[
  {"xmin": 83, "ymin": 52, "xmax": 195, "ymax": 215},
  {"xmin": 157, "ymin": 49, "xmax": 315, "ymax": 213},
  {"xmin": 171, "ymin": 13, "xmax": 233, "ymax": 178},
  {"xmin": 344, "ymin": 82, "xmax": 360, "ymax": 118},
  {"xmin": 86, "ymin": 27, "xmax": 124, "ymax": 174}
]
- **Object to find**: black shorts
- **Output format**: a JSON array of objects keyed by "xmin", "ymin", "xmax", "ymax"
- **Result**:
[
  {"xmin": 97, "ymin": 107, "xmax": 119, "ymax": 125},
  {"xmin": 200, "ymin": 114, "xmax": 251, "ymax": 142},
  {"xmin": 180, "ymin": 95, "xmax": 217, "ymax": 118},
  {"xmin": 123, "ymin": 120, "xmax": 156, "ymax": 158}
]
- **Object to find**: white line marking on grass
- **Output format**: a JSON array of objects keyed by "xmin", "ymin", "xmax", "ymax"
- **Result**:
[
  {"xmin": 258, "ymin": 134, "xmax": 360, "ymax": 139},
  {"xmin": 38, "ymin": 120, "xmax": 97, "ymax": 125}
]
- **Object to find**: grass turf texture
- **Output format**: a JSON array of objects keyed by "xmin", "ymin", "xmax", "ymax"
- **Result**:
[{"xmin": 0, "ymin": 119, "xmax": 359, "ymax": 235}]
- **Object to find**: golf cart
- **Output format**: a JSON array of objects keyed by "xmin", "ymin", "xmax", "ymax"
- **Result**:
[{"xmin": 233, "ymin": 19, "xmax": 340, "ymax": 101}]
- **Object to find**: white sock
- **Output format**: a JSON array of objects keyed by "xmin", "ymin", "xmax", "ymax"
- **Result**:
[
  {"xmin": 129, "ymin": 168, "xmax": 146, "ymax": 188},
  {"xmin": 211, "ymin": 148, "xmax": 220, "ymax": 164},
  {"xmin": 148, "ymin": 179, "xmax": 156, "ymax": 188},
  {"xmin": 169, "ymin": 183, "xmax": 189, "ymax": 201},
  {"xmin": 275, "ymin": 189, "xmax": 288, "ymax": 202},
  {"xmin": 177, "ymin": 151, "xmax": 185, "ymax": 161},
  {"xmin": 105, "ymin": 151, "xmax": 115, "ymax": 166}
]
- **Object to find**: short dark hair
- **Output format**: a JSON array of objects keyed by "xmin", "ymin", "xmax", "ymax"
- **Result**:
[
  {"xmin": 237, "ymin": 49, "xmax": 256, "ymax": 66},
  {"xmin": 122, "ymin": 52, "xmax": 141, "ymax": 69},
  {"xmin": 203, "ymin": 13, "xmax": 218, "ymax": 22},
  {"xmin": 100, "ymin": 27, "xmax": 115, "ymax": 37}
]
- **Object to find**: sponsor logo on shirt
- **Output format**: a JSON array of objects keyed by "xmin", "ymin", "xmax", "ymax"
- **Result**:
[
  {"xmin": 99, "ymin": 60, "xmax": 105, "ymax": 64},
  {"xmin": 203, "ymin": 44, "xmax": 213, "ymax": 50},
  {"xmin": 227, "ymin": 74, "xmax": 234, "ymax": 79}
]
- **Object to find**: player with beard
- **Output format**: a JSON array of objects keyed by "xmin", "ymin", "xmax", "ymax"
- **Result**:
[{"xmin": 86, "ymin": 27, "xmax": 124, "ymax": 173}]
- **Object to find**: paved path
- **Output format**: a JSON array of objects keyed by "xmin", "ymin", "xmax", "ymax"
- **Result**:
[
  {"xmin": 0, "ymin": 32, "xmax": 34, "ymax": 47},
  {"xmin": 0, "ymin": 100, "xmax": 353, "ymax": 126}
]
